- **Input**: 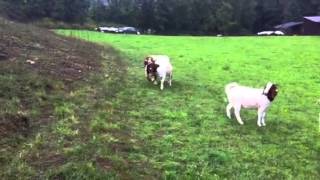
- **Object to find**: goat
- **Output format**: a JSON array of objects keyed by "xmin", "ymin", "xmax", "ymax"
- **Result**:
[
  {"xmin": 144, "ymin": 55, "xmax": 173, "ymax": 90},
  {"xmin": 225, "ymin": 82, "xmax": 278, "ymax": 126}
]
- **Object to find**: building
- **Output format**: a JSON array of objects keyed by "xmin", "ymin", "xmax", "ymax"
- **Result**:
[{"xmin": 303, "ymin": 16, "xmax": 320, "ymax": 35}]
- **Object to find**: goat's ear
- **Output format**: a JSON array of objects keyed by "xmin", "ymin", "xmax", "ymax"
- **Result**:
[
  {"xmin": 155, "ymin": 64, "xmax": 160, "ymax": 69},
  {"xmin": 144, "ymin": 60, "xmax": 148, "ymax": 66},
  {"xmin": 263, "ymin": 85, "xmax": 268, "ymax": 94},
  {"xmin": 271, "ymin": 83, "xmax": 278, "ymax": 89},
  {"xmin": 274, "ymin": 84, "xmax": 279, "ymax": 92}
]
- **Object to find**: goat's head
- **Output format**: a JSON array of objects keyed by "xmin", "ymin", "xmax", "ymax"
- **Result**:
[
  {"xmin": 144, "ymin": 56, "xmax": 154, "ymax": 67},
  {"xmin": 146, "ymin": 63, "xmax": 159, "ymax": 82},
  {"xmin": 263, "ymin": 82, "xmax": 278, "ymax": 102}
]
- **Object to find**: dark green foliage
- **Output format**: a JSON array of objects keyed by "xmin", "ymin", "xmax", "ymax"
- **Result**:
[
  {"xmin": 1, "ymin": 0, "xmax": 320, "ymax": 34},
  {"xmin": 1, "ymin": 0, "xmax": 90, "ymax": 23},
  {"xmin": 92, "ymin": 0, "xmax": 320, "ymax": 34},
  {"xmin": 90, "ymin": 0, "xmax": 108, "ymax": 23},
  {"xmin": 50, "ymin": 0, "xmax": 90, "ymax": 23},
  {"xmin": 138, "ymin": 0, "xmax": 156, "ymax": 30}
]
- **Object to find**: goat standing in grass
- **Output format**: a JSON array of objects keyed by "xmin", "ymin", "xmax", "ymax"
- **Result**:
[
  {"xmin": 144, "ymin": 55, "xmax": 173, "ymax": 90},
  {"xmin": 225, "ymin": 82, "xmax": 278, "ymax": 127}
]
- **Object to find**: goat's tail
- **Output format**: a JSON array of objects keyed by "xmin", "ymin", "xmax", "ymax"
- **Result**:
[{"xmin": 225, "ymin": 82, "xmax": 238, "ymax": 95}]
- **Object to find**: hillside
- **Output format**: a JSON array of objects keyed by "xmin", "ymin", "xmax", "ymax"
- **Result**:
[
  {"xmin": 0, "ymin": 16, "xmax": 102, "ymax": 144},
  {"xmin": 0, "ymin": 18, "xmax": 154, "ymax": 179}
]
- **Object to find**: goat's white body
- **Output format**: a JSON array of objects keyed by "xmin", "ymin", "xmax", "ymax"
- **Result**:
[
  {"xmin": 146, "ymin": 55, "xmax": 173, "ymax": 90},
  {"xmin": 225, "ymin": 82, "xmax": 272, "ymax": 127}
]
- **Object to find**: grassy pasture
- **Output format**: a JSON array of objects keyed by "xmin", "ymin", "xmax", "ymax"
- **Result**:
[{"xmin": 57, "ymin": 30, "xmax": 320, "ymax": 179}]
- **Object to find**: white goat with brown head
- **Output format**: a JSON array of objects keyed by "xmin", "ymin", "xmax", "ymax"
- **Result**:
[
  {"xmin": 225, "ymin": 82, "xmax": 278, "ymax": 127},
  {"xmin": 144, "ymin": 55, "xmax": 173, "ymax": 90}
]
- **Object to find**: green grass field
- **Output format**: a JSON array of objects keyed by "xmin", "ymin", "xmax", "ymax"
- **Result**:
[{"xmin": 57, "ymin": 30, "xmax": 320, "ymax": 179}]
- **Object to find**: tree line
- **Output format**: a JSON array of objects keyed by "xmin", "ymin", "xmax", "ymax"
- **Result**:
[{"xmin": 1, "ymin": 0, "xmax": 319, "ymax": 35}]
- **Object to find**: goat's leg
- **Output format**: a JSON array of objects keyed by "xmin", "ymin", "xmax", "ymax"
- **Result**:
[
  {"xmin": 262, "ymin": 112, "xmax": 266, "ymax": 126},
  {"xmin": 169, "ymin": 72, "xmax": 172, "ymax": 87},
  {"xmin": 226, "ymin": 103, "xmax": 233, "ymax": 119},
  {"xmin": 160, "ymin": 76, "xmax": 165, "ymax": 90},
  {"xmin": 234, "ymin": 105, "xmax": 244, "ymax": 125},
  {"xmin": 144, "ymin": 66, "xmax": 147, "ymax": 77},
  {"xmin": 257, "ymin": 108, "xmax": 265, "ymax": 127}
]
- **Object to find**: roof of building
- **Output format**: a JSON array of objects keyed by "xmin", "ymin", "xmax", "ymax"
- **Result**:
[
  {"xmin": 304, "ymin": 16, "xmax": 320, "ymax": 23},
  {"xmin": 274, "ymin": 22, "xmax": 303, "ymax": 29}
]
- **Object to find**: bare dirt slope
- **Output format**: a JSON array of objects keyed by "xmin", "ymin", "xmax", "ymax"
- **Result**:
[
  {"xmin": 0, "ymin": 18, "xmax": 159, "ymax": 179},
  {"xmin": 0, "ymin": 17, "xmax": 105, "ymax": 137},
  {"xmin": 0, "ymin": 16, "xmax": 126, "ymax": 163}
]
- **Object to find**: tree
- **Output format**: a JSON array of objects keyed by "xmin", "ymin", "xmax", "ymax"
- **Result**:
[
  {"xmin": 215, "ymin": 1, "xmax": 233, "ymax": 34},
  {"xmin": 253, "ymin": 0, "xmax": 283, "ymax": 32},
  {"xmin": 137, "ymin": 0, "xmax": 156, "ymax": 30},
  {"xmin": 90, "ymin": 0, "xmax": 108, "ymax": 23},
  {"xmin": 1, "ymin": 0, "xmax": 27, "ymax": 20},
  {"xmin": 51, "ymin": 0, "xmax": 90, "ymax": 23},
  {"xmin": 230, "ymin": 0, "xmax": 257, "ymax": 34},
  {"xmin": 22, "ymin": 0, "xmax": 56, "ymax": 20},
  {"xmin": 2, "ymin": 0, "xmax": 320, "ymax": 34},
  {"xmin": 104, "ymin": 0, "xmax": 139, "ymax": 26},
  {"xmin": 189, "ymin": 0, "xmax": 218, "ymax": 34},
  {"xmin": 284, "ymin": 0, "xmax": 302, "ymax": 21}
]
